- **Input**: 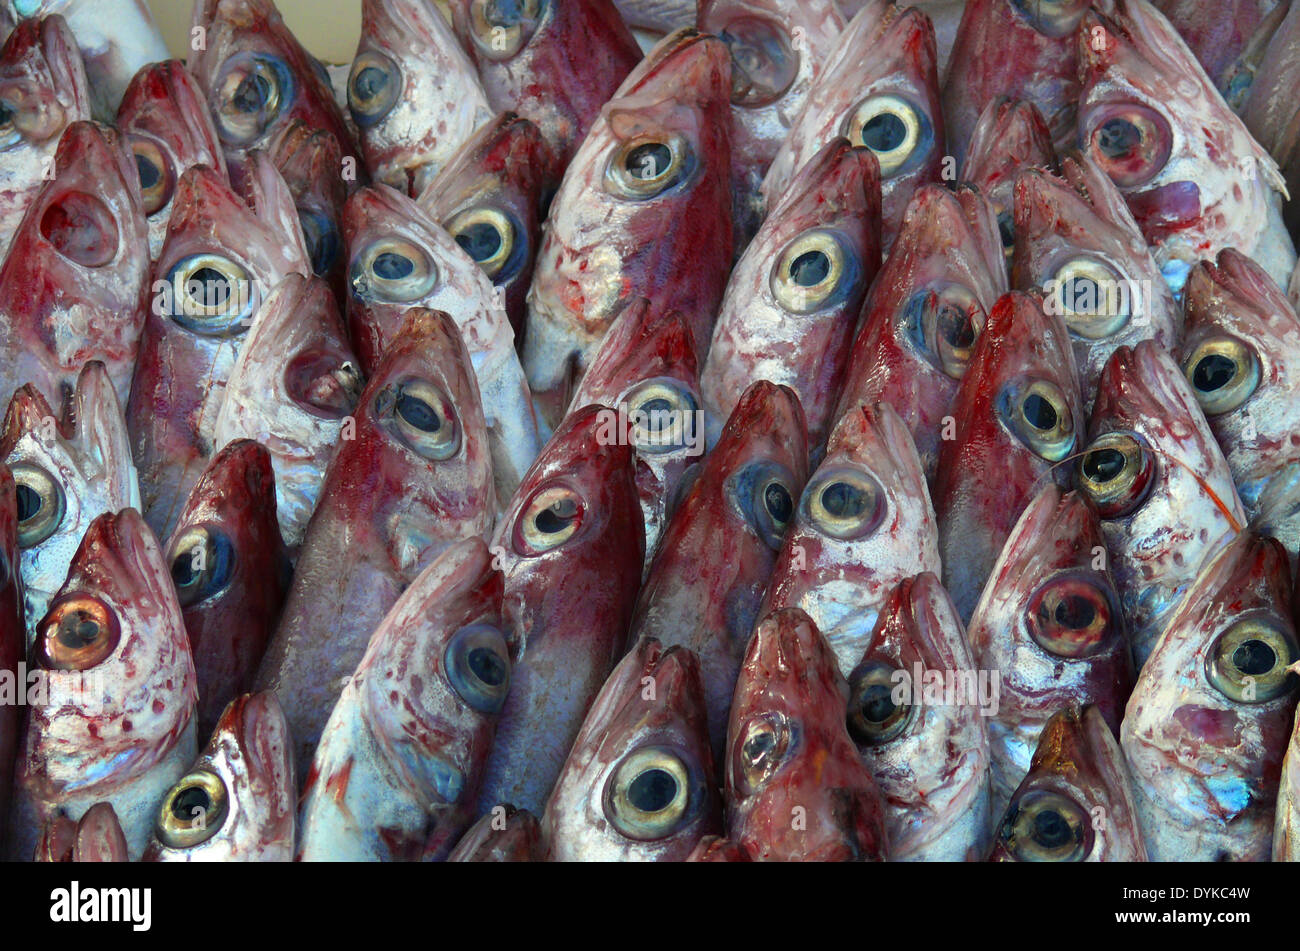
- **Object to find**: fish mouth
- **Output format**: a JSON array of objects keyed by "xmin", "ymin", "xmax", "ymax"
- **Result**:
[{"xmin": 620, "ymin": 29, "xmax": 732, "ymax": 102}]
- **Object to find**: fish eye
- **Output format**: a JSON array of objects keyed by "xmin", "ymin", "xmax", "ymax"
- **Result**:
[
  {"xmin": 156, "ymin": 769, "xmax": 228, "ymax": 849},
  {"xmin": 168, "ymin": 527, "xmax": 236, "ymax": 607},
  {"xmin": 446, "ymin": 206, "xmax": 517, "ymax": 280},
  {"xmin": 1207, "ymin": 618, "xmax": 1299, "ymax": 704},
  {"xmin": 298, "ymin": 207, "xmax": 341, "ymax": 277},
  {"xmin": 843, "ymin": 94, "xmax": 930, "ymax": 177},
  {"xmin": 1181, "ymin": 337, "xmax": 1259, "ymax": 416},
  {"xmin": 736, "ymin": 714, "xmax": 794, "ymax": 796},
  {"xmin": 999, "ymin": 789, "xmax": 1091, "ymax": 861},
  {"xmin": 605, "ymin": 746, "xmax": 697, "ymax": 841},
  {"xmin": 770, "ymin": 230, "xmax": 857, "ymax": 314},
  {"xmin": 718, "ymin": 14, "xmax": 798, "ymax": 107},
  {"xmin": 347, "ymin": 50, "xmax": 401, "ymax": 127},
  {"xmin": 0, "ymin": 98, "xmax": 20, "ymax": 150},
  {"xmin": 1049, "ymin": 257, "xmax": 1130, "ymax": 339},
  {"xmin": 444, "ymin": 623, "xmax": 512, "ymax": 714},
  {"xmin": 624, "ymin": 379, "xmax": 698, "ymax": 455},
  {"xmin": 127, "ymin": 134, "xmax": 176, "ymax": 216},
  {"xmin": 902, "ymin": 284, "xmax": 984, "ymax": 379},
  {"xmin": 804, "ymin": 465, "xmax": 885, "ymax": 541},
  {"xmin": 1010, "ymin": 0, "xmax": 1091, "ymax": 37},
  {"xmin": 515, "ymin": 483, "xmax": 584, "ymax": 555},
  {"xmin": 1083, "ymin": 103, "xmax": 1172, "ymax": 189},
  {"xmin": 730, "ymin": 463, "xmax": 796, "ymax": 550},
  {"xmin": 1076, "ymin": 431, "xmax": 1155, "ymax": 519},
  {"xmin": 1026, "ymin": 575, "xmax": 1117, "ymax": 658},
  {"xmin": 166, "ymin": 253, "xmax": 256, "ymax": 335},
  {"xmin": 350, "ymin": 238, "xmax": 438, "ymax": 303},
  {"xmin": 213, "ymin": 53, "xmax": 291, "ymax": 146},
  {"xmin": 39, "ymin": 191, "xmax": 119, "ymax": 267},
  {"xmin": 35, "ymin": 595, "xmax": 120, "ymax": 671},
  {"xmin": 11, "ymin": 463, "xmax": 65, "ymax": 548},
  {"xmin": 998, "ymin": 378, "xmax": 1075, "ymax": 462},
  {"xmin": 374, "ymin": 378, "xmax": 461, "ymax": 460},
  {"xmin": 469, "ymin": 0, "xmax": 544, "ymax": 59},
  {"xmin": 606, "ymin": 134, "xmax": 692, "ymax": 200},
  {"xmin": 846, "ymin": 660, "xmax": 913, "ymax": 746}
]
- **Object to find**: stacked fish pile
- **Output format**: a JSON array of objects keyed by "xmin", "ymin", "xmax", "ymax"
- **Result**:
[{"xmin": 2, "ymin": 0, "xmax": 1300, "ymax": 863}]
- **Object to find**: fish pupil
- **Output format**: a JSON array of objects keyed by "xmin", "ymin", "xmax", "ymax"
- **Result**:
[
  {"xmin": 861, "ymin": 112, "xmax": 907, "ymax": 153},
  {"xmin": 764, "ymin": 482, "xmax": 792, "ymax": 524},
  {"xmin": 57, "ymin": 612, "xmax": 100, "ymax": 649},
  {"xmin": 1083, "ymin": 448, "xmax": 1126, "ymax": 483},
  {"xmin": 233, "ymin": 72, "xmax": 271, "ymax": 114},
  {"xmin": 628, "ymin": 768, "xmax": 677, "ymax": 813},
  {"xmin": 171, "ymin": 786, "xmax": 211, "ymax": 822},
  {"xmin": 372, "ymin": 251, "xmax": 414, "ymax": 281},
  {"xmin": 534, "ymin": 497, "xmax": 576, "ymax": 535},
  {"xmin": 171, "ymin": 553, "xmax": 199, "ymax": 588},
  {"xmin": 937, "ymin": 302, "xmax": 975, "ymax": 348},
  {"xmin": 1032, "ymin": 809, "xmax": 1073, "ymax": 848},
  {"xmin": 742, "ymin": 730, "xmax": 775, "ymax": 766},
  {"xmin": 299, "ymin": 209, "xmax": 340, "ymax": 275},
  {"xmin": 353, "ymin": 66, "xmax": 388, "ymax": 102},
  {"xmin": 468, "ymin": 646, "xmax": 506, "ymax": 687},
  {"xmin": 396, "ymin": 392, "xmax": 441, "ymax": 432},
  {"xmin": 859, "ymin": 683, "xmax": 897, "ymax": 724},
  {"xmin": 486, "ymin": 0, "xmax": 531, "ymax": 28},
  {"xmin": 1096, "ymin": 118, "xmax": 1141, "ymax": 161},
  {"xmin": 821, "ymin": 481, "xmax": 865, "ymax": 519},
  {"xmin": 1061, "ymin": 276, "xmax": 1100, "ymax": 314},
  {"xmin": 1054, "ymin": 594, "xmax": 1096, "ymax": 630},
  {"xmin": 1022, "ymin": 393, "xmax": 1057, "ymax": 431},
  {"xmin": 135, "ymin": 153, "xmax": 161, "ymax": 191},
  {"xmin": 187, "ymin": 266, "xmax": 231, "ymax": 309},
  {"xmin": 626, "ymin": 142, "xmax": 672, "ymax": 181},
  {"xmin": 639, "ymin": 397, "xmax": 674, "ymax": 431},
  {"xmin": 1193, "ymin": 354, "xmax": 1236, "ymax": 392},
  {"xmin": 789, "ymin": 249, "xmax": 830, "ymax": 288},
  {"xmin": 455, "ymin": 220, "xmax": 503, "ymax": 263},
  {"xmin": 1233, "ymin": 639, "xmax": 1276, "ymax": 677},
  {"xmin": 15, "ymin": 483, "xmax": 41, "ymax": 523}
]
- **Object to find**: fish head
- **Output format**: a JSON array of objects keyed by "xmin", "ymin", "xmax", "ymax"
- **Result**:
[
  {"xmin": 35, "ymin": 801, "xmax": 129, "ymax": 862},
  {"xmin": 448, "ymin": 804, "xmax": 542, "ymax": 861},
  {"xmin": 264, "ymin": 119, "xmax": 348, "ymax": 290}
]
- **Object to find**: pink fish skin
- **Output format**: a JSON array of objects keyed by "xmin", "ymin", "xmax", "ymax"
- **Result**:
[
  {"xmin": 1077, "ymin": 1, "xmax": 1295, "ymax": 294},
  {"xmin": 189, "ymin": 0, "xmax": 361, "ymax": 189},
  {"xmin": 968, "ymin": 483, "xmax": 1133, "ymax": 817},
  {"xmin": 990, "ymin": 705, "xmax": 1148, "ymax": 861},
  {"xmin": 0, "ymin": 464, "xmax": 19, "ymax": 851},
  {"xmin": 447, "ymin": 0, "xmax": 642, "ymax": 169},
  {"xmin": 1122, "ymin": 531, "xmax": 1299, "ymax": 861},
  {"xmin": 34, "ymin": 802, "xmax": 129, "ymax": 862},
  {"xmin": 255, "ymin": 308, "xmax": 495, "ymax": 770},
  {"xmin": 127, "ymin": 160, "xmax": 310, "ymax": 545},
  {"xmin": 934, "ymin": 290, "xmax": 1083, "ymax": 623},
  {"xmin": 297, "ymin": 538, "xmax": 506, "ymax": 862},
  {"xmin": 564, "ymin": 299, "xmax": 703, "ymax": 570},
  {"xmin": 542, "ymin": 637, "xmax": 722, "ymax": 861},
  {"xmin": 762, "ymin": 1, "xmax": 944, "ymax": 250},
  {"xmin": 1180, "ymin": 249, "xmax": 1300, "ymax": 555},
  {"xmin": 164, "ymin": 440, "xmax": 289, "ymax": 739},
  {"xmin": 628, "ymin": 380, "xmax": 808, "ymax": 761},
  {"xmin": 1152, "ymin": 0, "xmax": 1281, "ymax": 92},
  {"xmin": 725, "ymin": 607, "xmax": 890, "ymax": 861},
  {"xmin": 832, "ymin": 183, "xmax": 1006, "ymax": 484},
  {"xmin": 448, "ymin": 804, "xmax": 541, "ymax": 861},
  {"xmin": 849, "ymin": 574, "xmax": 992, "ymax": 861},
  {"xmin": 1011, "ymin": 152, "xmax": 1180, "ymax": 400},
  {"xmin": 522, "ymin": 29, "xmax": 734, "ymax": 428},
  {"xmin": 0, "ymin": 120, "xmax": 148, "ymax": 409},
  {"xmin": 265, "ymin": 119, "xmax": 349, "ymax": 302},
  {"xmin": 10, "ymin": 508, "xmax": 198, "ymax": 861},
  {"xmin": 0, "ymin": 14, "xmax": 89, "ymax": 262},
  {"xmin": 476, "ymin": 404, "xmax": 644, "ymax": 817},
  {"xmin": 762, "ymin": 402, "xmax": 938, "ymax": 676},
  {"xmin": 685, "ymin": 834, "xmax": 751, "ymax": 861},
  {"xmin": 115, "ymin": 60, "xmax": 228, "ymax": 260},
  {"xmin": 943, "ymin": 0, "xmax": 1092, "ymax": 160},
  {"xmin": 1079, "ymin": 340, "xmax": 1245, "ymax": 668},
  {"xmin": 144, "ymin": 691, "xmax": 296, "ymax": 862},
  {"xmin": 417, "ymin": 112, "xmax": 556, "ymax": 340},
  {"xmin": 1241, "ymin": 0, "xmax": 1300, "ymax": 238},
  {"xmin": 701, "ymin": 138, "xmax": 882, "ymax": 447}
]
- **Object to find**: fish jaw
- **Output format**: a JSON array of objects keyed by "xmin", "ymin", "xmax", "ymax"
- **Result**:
[
  {"xmin": 263, "ymin": 119, "xmax": 349, "ymax": 299},
  {"xmin": 962, "ymin": 97, "xmax": 1057, "ymax": 259},
  {"xmin": 1121, "ymin": 531, "xmax": 1297, "ymax": 861},
  {"xmin": 448, "ymin": 804, "xmax": 542, "ymax": 861},
  {"xmin": 36, "ymin": 801, "xmax": 130, "ymax": 862}
]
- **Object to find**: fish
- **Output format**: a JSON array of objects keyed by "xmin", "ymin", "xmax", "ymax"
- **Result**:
[
  {"xmin": 724, "ymin": 607, "xmax": 890, "ymax": 861},
  {"xmin": 0, "ymin": 463, "xmax": 20, "ymax": 851},
  {"xmin": 933, "ymin": 290, "xmax": 1083, "ymax": 624},
  {"xmin": 127, "ymin": 158, "xmax": 310, "ymax": 545},
  {"xmin": 212, "ymin": 274, "xmax": 363, "ymax": 551},
  {"xmin": 943, "ymin": 0, "xmax": 1093, "ymax": 161},
  {"xmin": 967, "ymin": 483, "xmax": 1134, "ymax": 818},
  {"xmin": 348, "ymin": 0, "xmax": 492, "ymax": 194},
  {"xmin": 541, "ymin": 637, "xmax": 722, "ymax": 861},
  {"xmin": 685, "ymin": 835, "xmax": 751, "ymax": 861},
  {"xmin": 564, "ymin": 299, "xmax": 703, "ymax": 569},
  {"xmin": 1077, "ymin": 0, "xmax": 1296, "ymax": 294},
  {"xmin": 144, "ymin": 691, "xmax": 296, "ymax": 862},
  {"xmin": 189, "ymin": 0, "xmax": 360, "ymax": 188},
  {"xmin": 297, "ymin": 538, "xmax": 506, "ymax": 862},
  {"xmin": 2, "ymin": 361, "xmax": 139, "ymax": 649},
  {"xmin": 448, "ymin": 804, "xmax": 541, "ymax": 861},
  {"xmin": 0, "ymin": 13, "xmax": 89, "ymax": 263},
  {"xmin": 1152, "ymin": 0, "xmax": 1286, "ymax": 96},
  {"xmin": 115, "ymin": 60, "xmax": 228, "ymax": 260},
  {"xmin": 1122, "ymin": 530, "xmax": 1299, "ymax": 861},
  {"xmin": 1242, "ymin": 0, "xmax": 1300, "ymax": 261},
  {"xmin": 445, "ymin": 0, "xmax": 642, "ymax": 169},
  {"xmin": 475, "ymin": 404, "xmax": 644, "ymax": 817},
  {"xmin": 255, "ymin": 307, "xmax": 495, "ymax": 770},
  {"xmin": 164, "ymin": 440, "xmax": 289, "ymax": 739},
  {"xmin": 9, "ymin": 508, "xmax": 198, "ymax": 861},
  {"xmin": 417, "ymin": 111, "xmax": 555, "ymax": 339},
  {"xmin": 1179, "ymin": 248, "xmax": 1300, "ymax": 555},
  {"xmin": 1011, "ymin": 152, "xmax": 1181, "ymax": 400},
  {"xmin": 761, "ymin": 402, "xmax": 939, "ymax": 677},
  {"xmin": 628, "ymin": 380, "xmax": 808, "ymax": 761},
  {"xmin": 1077, "ymin": 340, "xmax": 1246, "ymax": 668},
  {"xmin": 701, "ymin": 137, "xmax": 882, "ymax": 447},
  {"xmin": 847, "ymin": 573, "xmax": 992, "ymax": 861},
  {"xmin": 0, "ymin": 120, "xmax": 148, "ymax": 409},
  {"xmin": 761, "ymin": 1, "xmax": 944, "ymax": 250},
  {"xmin": 831, "ymin": 183, "xmax": 1006, "ymax": 484},
  {"xmin": 522, "ymin": 29, "xmax": 734, "ymax": 428},
  {"xmin": 990, "ymin": 705, "xmax": 1148, "ymax": 861},
  {"xmin": 343, "ymin": 183, "xmax": 541, "ymax": 507},
  {"xmin": 264, "ymin": 119, "xmax": 349, "ymax": 301},
  {"xmin": 34, "ymin": 802, "xmax": 128, "ymax": 862},
  {"xmin": 1276, "ymin": 686, "xmax": 1300, "ymax": 859},
  {"xmin": 613, "ymin": 0, "xmax": 696, "ymax": 38}
]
